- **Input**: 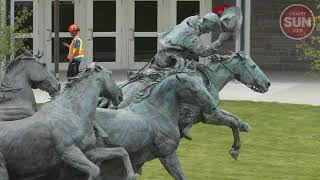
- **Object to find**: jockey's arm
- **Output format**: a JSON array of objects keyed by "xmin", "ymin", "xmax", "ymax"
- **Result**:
[
  {"xmin": 211, "ymin": 32, "xmax": 235, "ymax": 50},
  {"xmin": 182, "ymin": 34, "xmax": 218, "ymax": 57},
  {"xmin": 183, "ymin": 32, "xmax": 235, "ymax": 58}
]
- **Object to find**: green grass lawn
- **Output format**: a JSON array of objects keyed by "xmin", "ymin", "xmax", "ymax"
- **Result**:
[
  {"xmin": 138, "ymin": 101, "xmax": 320, "ymax": 180},
  {"xmin": 37, "ymin": 100, "xmax": 320, "ymax": 179}
]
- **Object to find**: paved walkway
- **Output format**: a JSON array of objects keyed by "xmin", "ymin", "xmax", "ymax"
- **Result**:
[{"xmin": 34, "ymin": 71, "xmax": 320, "ymax": 106}]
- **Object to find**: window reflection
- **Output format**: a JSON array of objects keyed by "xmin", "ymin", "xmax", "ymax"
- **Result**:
[
  {"xmin": 15, "ymin": 38, "xmax": 33, "ymax": 55},
  {"xmin": 177, "ymin": 1, "xmax": 200, "ymax": 24},
  {"xmin": 135, "ymin": 1, "xmax": 157, "ymax": 32},
  {"xmin": 52, "ymin": 1, "xmax": 74, "ymax": 32},
  {"xmin": 93, "ymin": 37, "xmax": 116, "ymax": 62},
  {"xmin": 93, "ymin": 1, "xmax": 116, "ymax": 32},
  {"xmin": 14, "ymin": 1, "xmax": 33, "ymax": 33},
  {"xmin": 134, "ymin": 37, "xmax": 157, "ymax": 62}
]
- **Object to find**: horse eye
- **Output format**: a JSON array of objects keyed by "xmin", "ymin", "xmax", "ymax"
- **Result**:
[{"xmin": 251, "ymin": 65, "xmax": 257, "ymax": 69}]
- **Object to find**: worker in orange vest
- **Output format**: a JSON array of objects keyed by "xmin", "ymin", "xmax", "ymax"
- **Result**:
[{"xmin": 63, "ymin": 24, "xmax": 85, "ymax": 81}]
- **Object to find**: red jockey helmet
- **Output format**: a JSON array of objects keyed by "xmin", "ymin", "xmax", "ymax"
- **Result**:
[{"xmin": 214, "ymin": 4, "xmax": 231, "ymax": 17}]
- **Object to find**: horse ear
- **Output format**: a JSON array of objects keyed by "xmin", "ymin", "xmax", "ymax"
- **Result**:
[
  {"xmin": 237, "ymin": 51, "xmax": 247, "ymax": 61},
  {"xmin": 88, "ymin": 63, "xmax": 96, "ymax": 70},
  {"xmin": 22, "ymin": 48, "xmax": 32, "ymax": 57}
]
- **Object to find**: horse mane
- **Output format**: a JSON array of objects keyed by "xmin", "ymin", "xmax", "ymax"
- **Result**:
[
  {"xmin": 52, "ymin": 64, "xmax": 104, "ymax": 100},
  {"xmin": 64, "ymin": 68, "xmax": 94, "ymax": 90},
  {"xmin": 133, "ymin": 58, "xmax": 197, "ymax": 102},
  {"xmin": 5, "ymin": 50, "xmax": 43, "ymax": 73},
  {"xmin": 210, "ymin": 51, "xmax": 247, "ymax": 63},
  {"xmin": 0, "ymin": 50, "xmax": 40, "ymax": 97}
]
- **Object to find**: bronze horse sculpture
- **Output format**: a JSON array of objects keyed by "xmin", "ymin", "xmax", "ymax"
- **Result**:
[
  {"xmin": 94, "ymin": 52, "xmax": 270, "ymax": 180},
  {"xmin": 56, "ymin": 63, "xmax": 216, "ymax": 180},
  {"xmin": 0, "ymin": 50, "xmax": 60, "ymax": 121},
  {"xmin": 0, "ymin": 64, "xmax": 135, "ymax": 180}
]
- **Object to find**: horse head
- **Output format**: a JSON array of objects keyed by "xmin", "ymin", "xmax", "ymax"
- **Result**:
[
  {"xmin": 175, "ymin": 72, "xmax": 217, "ymax": 114},
  {"xmin": 4, "ymin": 49, "xmax": 60, "ymax": 97},
  {"xmin": 88, "ymin": 63, "xmax": 123, "ymax": 106},
  {"xmin": 22, "ymin": 53, "xmax": 60, "ymax": 97},
  {"xmin": 209, "ymin": 51, "xmax": 270, "ymax": 93}
]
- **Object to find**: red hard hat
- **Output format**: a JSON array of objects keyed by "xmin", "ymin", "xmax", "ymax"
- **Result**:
[
  {"xmin": 68, "ymin": 24, "xmax": 80, "ymax": 33},
  {"xmin": 214, "ymin": 4, "xmax": 231, "ymax": 17}
]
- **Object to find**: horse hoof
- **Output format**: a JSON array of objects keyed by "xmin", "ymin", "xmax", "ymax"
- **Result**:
[
  {"xmin": 239, "ymin": 122, "xmax": 253, "ymax": 132},
  {"xmin": 229, "ymin": 148, "xmax": 239, "ymax": 160},
  {"xmin": 90, "ymin": 166, "xmax": 101, "ymax": 178}
]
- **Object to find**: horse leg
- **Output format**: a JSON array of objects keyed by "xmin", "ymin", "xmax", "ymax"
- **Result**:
[
  {"xmin": 85, "ymin": 147, "xmax": 136, "ymax": 180},
  {"xmin": 202, "ymin": 108, "xmax": 241, "ymax": 160},
  {"xmin": 135, "ymin": 163, "xmax": 144, "ymax": 175},
  {"xmin": 0, "ymin": 152, "xmax": 9, "ymax": 180},
  {"xmin": 220, "ymin": 109, "xmax": 252, "ymax": 132},
  {"xmin": 159, "ymin": 151, "xmax": 186, "ymax": 180},
  {"xmin": 61, "ymin": 145, "xmax": 100, "ymax": 180}
]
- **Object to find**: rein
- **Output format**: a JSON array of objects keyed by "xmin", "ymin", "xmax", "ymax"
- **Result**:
[
  {"xmin": 118, "ymin": 58, "xmax": 154, "ymax": 89},
  {"xmin": 210, "ymin": 53, "xmax": 260, "ymax": 92},
  {"xmin": 210, "ymin": 54, "xmax": 241, "ymax": 81}
]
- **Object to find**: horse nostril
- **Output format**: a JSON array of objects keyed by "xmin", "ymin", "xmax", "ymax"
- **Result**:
[
  {"xmin": 118, "ymin": 95, "xmax": 123, "ymax": 102},
  {"xmin": 212, "ymin": 107, "xmax": 216, "ymax": 111},
  {"xmin": 266, "ymin": 82, "xmax": 271, "ymax": 88}
]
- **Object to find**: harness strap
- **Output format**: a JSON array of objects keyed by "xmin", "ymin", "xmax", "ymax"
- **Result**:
[{"xmin": 210, "ymin": 53, "xmax": 259, "ymax": 89}]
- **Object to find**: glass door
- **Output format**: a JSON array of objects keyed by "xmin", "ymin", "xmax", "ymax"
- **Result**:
[
  {"xmin": 86, "ymin": 0, "xmax": 122, "ymax": 69},
  {"xmin": 176, "ymin": 0, "xmax": 200, "ymax": 24},
  {"xmin": 127, "ymin": 0, "xmax": 160, "ymax": 69},
  {"xmin": 10, "ymin": 0, "xmax": 38, "ymax": 55},
  {"xmin": 44, "ymin": 0, "xmax": 84, "ymax": 70}
]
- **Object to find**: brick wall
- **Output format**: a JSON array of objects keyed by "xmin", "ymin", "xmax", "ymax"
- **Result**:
[
  {"xmin": 251, "ymin": 0, "xmax": 317, "ymax": 71},
  {"xmin": 212, "ymin": 0, "xmax": 317, "ymax": 71}
]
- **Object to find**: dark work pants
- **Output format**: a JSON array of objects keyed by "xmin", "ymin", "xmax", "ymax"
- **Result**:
[{"xmin": 67, "ymin": 60, "xmax": 81, "ymax": 81}]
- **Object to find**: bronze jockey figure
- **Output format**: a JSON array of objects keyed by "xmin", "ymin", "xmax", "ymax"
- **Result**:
[{"xmin": 154, "ymin": 6, "xmax": 242, "ymax": 68}]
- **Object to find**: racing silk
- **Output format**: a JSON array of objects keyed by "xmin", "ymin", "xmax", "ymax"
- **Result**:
[{"xmin": 68, "ymin": 35, "xmax": 85, "ymax": 61}]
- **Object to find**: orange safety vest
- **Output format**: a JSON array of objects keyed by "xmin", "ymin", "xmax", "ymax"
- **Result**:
[{"xmin": 68, "ymin": 35, "xmax": 85, "ymax": 60}]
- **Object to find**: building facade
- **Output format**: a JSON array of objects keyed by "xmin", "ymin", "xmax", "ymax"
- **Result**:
[{"xmin": 4, "ymin": 0, "xmax": 316, "ymax": 71}]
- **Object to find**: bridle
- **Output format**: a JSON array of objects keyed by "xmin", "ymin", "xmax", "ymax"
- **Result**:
[
  {"xmin": 209, "ymin": 52, "xmax": 261, "ymax": 92},
  {"xmin": 210, "ymin": 53, "xmax": 241, "ymax": 81}
]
